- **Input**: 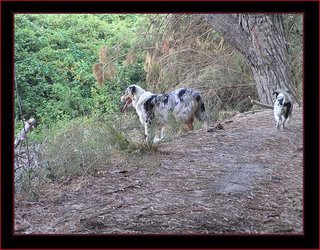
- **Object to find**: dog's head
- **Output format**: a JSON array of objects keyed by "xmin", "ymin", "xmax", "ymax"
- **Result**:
[
  {"xmin": 120, "ymin": 85, "xmax": 136, "ymax": 112},
  {"xmin": 120, "ymin": 85, "xmax": 145, "ymax": 112},
  {"xmin": 273, "ymin": 89, "xmax": 291, "ymax": 98}
]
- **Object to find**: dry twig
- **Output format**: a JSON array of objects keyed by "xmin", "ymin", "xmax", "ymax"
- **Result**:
[{"xmin": 248, "ymin": 96, "xmax": 274, "ymax": 110}]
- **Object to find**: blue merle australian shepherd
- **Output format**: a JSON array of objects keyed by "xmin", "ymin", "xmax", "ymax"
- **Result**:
[{"xmin": 120, "ymin": 85, "xmax": 209, "ymax": 143}]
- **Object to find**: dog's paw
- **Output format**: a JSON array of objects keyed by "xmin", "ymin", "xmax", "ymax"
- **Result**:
[{"xmin": 153, "ymin": 136, "xmax": 162, "ymax": 144}]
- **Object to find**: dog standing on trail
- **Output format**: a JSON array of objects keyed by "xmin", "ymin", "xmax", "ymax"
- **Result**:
[
  {"xmin": 120, "ymin": 85, "xmax": 209, "ymax": 143},
  {"xmin": 273, "ymin": 89, "xmax": 293, "ymax": 130}
]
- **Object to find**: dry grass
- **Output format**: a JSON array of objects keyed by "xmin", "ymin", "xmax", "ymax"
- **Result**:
[
  {"xmin": 135, "ymin": 14, "xmax": 302, "ymax": 121},
  {"xmin": 138, "ymin": 14, "xmax": 258, "ymax": 121},
  {"xmin": 15, "ymin": 105, "xmax": 303, "ymax": 234},
  {"xmin": 14, "ymin": 110, "xmax": 183, "ymax": 201}
]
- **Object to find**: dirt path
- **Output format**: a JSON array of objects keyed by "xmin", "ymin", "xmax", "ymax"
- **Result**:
[{"xmin": 15, "ymin": 107, "xmax": 303, "ymax": 234}]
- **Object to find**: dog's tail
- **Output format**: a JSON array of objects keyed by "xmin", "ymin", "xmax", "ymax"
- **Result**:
[{"xmin": 194, "ymin": 93, "xmax": 209, "ymax": 128}]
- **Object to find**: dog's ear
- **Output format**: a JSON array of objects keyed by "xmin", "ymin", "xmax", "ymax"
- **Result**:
[
  {"xmin": 272, "ymin": 89, "xmax": 280, "ymax": 97},
  {"xmin": 129, "ymin": 85, "xmax": 136, "ymax": 94}
]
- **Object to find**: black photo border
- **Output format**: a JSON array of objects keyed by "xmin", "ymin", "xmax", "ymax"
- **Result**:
[{"xmin": 1, "ymin": 1, "xmax": 319, "ymax": 249}]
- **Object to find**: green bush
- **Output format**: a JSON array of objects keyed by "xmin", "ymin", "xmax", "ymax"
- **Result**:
[{"xmin": 14, "ymin": 14, "xmax": 146, "ymax": 129}]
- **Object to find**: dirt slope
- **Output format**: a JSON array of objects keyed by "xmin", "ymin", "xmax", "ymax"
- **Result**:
[{"xmin": 15, "ymin": 106, "xmax": 303, "ymax": 234}]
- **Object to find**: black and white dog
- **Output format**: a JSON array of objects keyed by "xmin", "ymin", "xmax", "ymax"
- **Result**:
[
  {"xmin": 273, "ymin": 89, "xmax": 293, "ymax": 129},
  {"xmin": 120, "ymin": 85, "xmax": 209, "ymax": 143}
]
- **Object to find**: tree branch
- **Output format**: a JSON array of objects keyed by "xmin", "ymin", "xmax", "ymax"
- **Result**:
[
  {"xmin": 248, "ymin": 96, "xmax": 274, "ymax": 110},
  {"xmin": 14, "ymin": 118, "xmax": 36, "ymax": 148}
]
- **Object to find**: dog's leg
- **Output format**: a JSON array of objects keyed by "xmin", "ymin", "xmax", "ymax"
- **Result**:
[
  {"xmin": 275, "ymin": 116, "xmax": 281, "ymax": 130},
  {"xmin": 194, "ymin": 97, "xmax": 209, "ymax": 129},
  {"xmin": 179, "ymin": 121, "xmax": 193, "ymax": 133},
  {"xmin": 153, "ymin": 124, "xmax": 166, "ymax": 144},
  {"xmin": 274, "ymin": 109, "xmax": 281, "ymax": 130},
  {"xmin": 160, "ymin": 125, "xmax": 166, "ymax": 139},
  {"xmin": 284, "ymin": 114, "xmax": 291, "ymax": 128},
  {"xmin": 186, "ymin": 121, "xmax": 194, "ymax": 131},
  {"xmin": 146, "ymin": 121, "xmax": 159, "ymax": 143},
  {"xmin": 144, "ymin": 122, "xmax": 150, "ymax": 142},
  {"xmin": 203, "ymin": 120, "xmax": 209, "ymax": 129},
  {"xmin": 281, "ymin": 115, "xmax": 287, "ymax": 129},
  {"xmin": 280, "ymin": 116, "xmax": 285, "ymax": 130}
]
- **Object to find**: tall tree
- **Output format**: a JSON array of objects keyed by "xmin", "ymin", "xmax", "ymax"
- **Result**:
[{"xmin": 202, "ymin": 14, "xmax": 294, "ymax": 105}]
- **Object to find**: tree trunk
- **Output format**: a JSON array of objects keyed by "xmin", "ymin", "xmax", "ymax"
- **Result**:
[{"xmin": 202, "ymin": 14, "xmax": 293, "ymax": 105}]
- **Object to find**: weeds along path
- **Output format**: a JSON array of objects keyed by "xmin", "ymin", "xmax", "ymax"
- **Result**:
[{"xmin": 15, "ymin": 106, "xmax": 303, "ymax": 234}]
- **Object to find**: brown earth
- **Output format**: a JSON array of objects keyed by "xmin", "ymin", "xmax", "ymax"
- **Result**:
[{"xmin": 14, "ymin": 106, "xmax": 303, "ymax": 234}]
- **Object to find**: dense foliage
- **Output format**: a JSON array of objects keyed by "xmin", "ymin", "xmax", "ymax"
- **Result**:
[
  {"xmin": 15, "ymin": 14, "xmax": 145, "ymax": 129},
  {"xmin": 14, "ymin": 14, "xmax": 302, "ymax": 137}
]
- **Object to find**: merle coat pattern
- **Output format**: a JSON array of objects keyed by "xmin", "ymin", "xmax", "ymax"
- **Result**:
[
  {"xmin": 121, "ymin": 85, "xmax": 209, "ymax": 143},
  {"xmin": 273, "ymin": 90, "xmax": 293, "ymax": 129}
]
